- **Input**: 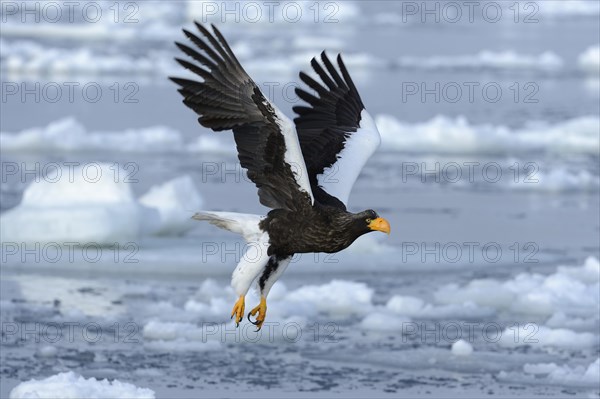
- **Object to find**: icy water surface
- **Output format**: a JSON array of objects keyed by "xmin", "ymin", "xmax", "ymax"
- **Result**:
[{"xmin": 1, "ymin": 1, "xmax": 599, "ymax": 397}]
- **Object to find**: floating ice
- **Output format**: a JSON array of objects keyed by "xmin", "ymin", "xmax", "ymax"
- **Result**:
[
  {"xmin": 0, "ymin": 118, "xmax": 232, "ymax": 154},
  {"xmin": 9, "ymin": 371, "xmax": 155, "ymax": 399},
  {"xmin": 0, "ymin": 163, "xmax": 141, "ymax": 245},
  {"xmin": 376, "ymin": 114, "xmax": 600, "ymax": 155},
  {"xmin": 0, "ymin": 39, "xmax": 176, "ymax": 77},
  {"xmin": 451, "ymin": 339, "xmax": 474, "ymax": 356},
  {"xmin": 499, "ymin": 325, "xmax": 597, "ymax": 349},
  {"xmin": 523, "ymin": 358, "xmax": 600, "ymax": 386},
  {"xmin": 578, "ymin": 44, "xmax": 600, "ymax": 74},
  {"xmin": 139, "ymin": 176, "xmax": 203, "ymax": 236},
  {"xmin": 435, "ymin": 257, "xmax": 600, "ymax": 324},
  {"xmin": 386, "ymin": 295, "xmax": 494, "ymax": 319},
  {"xmin": 360, "ymin": 311, "xmax": 411, "ymax": 331},
  {"xmin": 283, "ymin": 280, "xmax": 374, "ymax": 317},
  {"xmin": 0, "ymin": 164, "xmax": 204, "ymax": 245},
  {"xmin": 6, "ymin": 115, "xmax": 598, "ymax": 159},
  {"xmin": 0, "ymin": 118, "xmax": 184, "ymax": 153}
]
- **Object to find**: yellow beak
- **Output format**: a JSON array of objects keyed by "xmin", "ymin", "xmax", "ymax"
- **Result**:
[{"xmin": 368, "ymin": 217, "xmax": 391, "ymax": 235}]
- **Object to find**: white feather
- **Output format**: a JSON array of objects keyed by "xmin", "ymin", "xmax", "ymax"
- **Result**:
[
  {"xmin": 193, "ymin": 211, "xmax": 272, "ymax": 296},
  {"xmin": 273, "ymin": 107, "xmax": 315, "ymax": 205},
  {"xmin": 192, "ymin": 211, "xmax": 264, "ymax": 242},
  {"xmin": 317, "ymin": 110, "xmax": 381, "ymax": 207},
  {"xmin": 231, "ymin": 232, "xmax": 271, "ymax": 297}
]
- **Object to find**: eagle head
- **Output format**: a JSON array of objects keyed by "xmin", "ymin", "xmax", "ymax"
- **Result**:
[{"xmin": 355, "ymin": 210, "xmax": 391, "ymax": 236}]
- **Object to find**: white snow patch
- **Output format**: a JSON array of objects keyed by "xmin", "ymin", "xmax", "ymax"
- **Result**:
[
  {"xmin": 578, "ymin": 45, "xmax": 600, "ymax": 74},
  {"xmin": 523, "ymin": 358, "xmax": 600, "ymax": 387},
  {"xmin": 386, "ymin": 295, "xmax": 494, "ymax": 319},
  {"xmin": 9, "ymin": 371, "xmax": 155, "ymax": 399},
  {"xmin": 435, "ymin": 257, "xmax": 600, "ymax": 323},
  {"xmin": 376, "ymin": 114, "xmax": 600, "ymax": 155},
  {"xmin": 282, "ymin": 280, "xmax": 374, "ymax": 317},
  {"xmin": 0, "ymin": 118, "xmax": 184, "ymax": 153},
  {"xmin": 0, "ymin": 39, "xmax": 175, "ymax": 77},
  {"xmin": 1, "ymin": 163, "xmax": 203, "ymax": 245},
  {"xmin": 187, "ymin": 134, "xmax": 235, "ymax": 154},
  {"xmin": 0, "ymin": 118, "xmax": 235, "ymax": 154},
  {"xmin": 360, "ymin": 312, "xmax": 411, "ymax": 331},
  {"xmin": 499, "ymin": 325, "xmax": 597, "ymax": 349},
  {"xmin": 451, "ymin": 339, "xmax": 474, "ymax": 356},
  {"xmin": 139, "ymin": 176, "xmax": 203, "ymax": 235},
  {"xmin": 1, "ymin": 163, "xmax": 141, "ymax": 245}
]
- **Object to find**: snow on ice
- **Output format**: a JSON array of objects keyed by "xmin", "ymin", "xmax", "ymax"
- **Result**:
[
  {"xmin": 9, "ymin": 371, "xmax": 155, "ymax": 399},
  {"xmin": 0, "ymin": 163, "xmax": 203, "ymax": 245}
]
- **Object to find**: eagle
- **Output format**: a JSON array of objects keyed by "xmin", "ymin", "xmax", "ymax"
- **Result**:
[{"xmin": 171, "ymin": 23, "xmax": 390, "ymax": 330}]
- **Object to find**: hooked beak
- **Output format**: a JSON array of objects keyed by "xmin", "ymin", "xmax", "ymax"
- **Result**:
[{"xmin": 368, "ymin": 217, "xmax": 391, "ymax": 235}]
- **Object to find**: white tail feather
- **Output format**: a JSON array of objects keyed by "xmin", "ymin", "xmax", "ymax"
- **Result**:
[{"xmin": 192, "ymin": 211, "xmax": 264, "ymax": 242}]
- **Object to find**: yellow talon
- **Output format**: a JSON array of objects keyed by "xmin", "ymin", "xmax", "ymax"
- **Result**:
[
  {"xmin": 247, "ymin": 296, "xmax": 267, "ymax": 331},
  {"xmin": 231, "ymin": 295, "xmax": 245, "ymax": 327}
]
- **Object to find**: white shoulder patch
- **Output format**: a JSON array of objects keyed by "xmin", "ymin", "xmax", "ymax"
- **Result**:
[{"xmin": 273, "ymin": 107, "xmax": 315, "ymax": 204}]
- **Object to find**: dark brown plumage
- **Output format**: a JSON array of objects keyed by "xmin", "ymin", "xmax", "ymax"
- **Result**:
[{"xmin": 171, "ymin": 22, "xmax": 390, "ymax": 330}]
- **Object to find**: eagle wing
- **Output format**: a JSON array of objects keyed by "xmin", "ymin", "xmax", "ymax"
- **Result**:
[
  {"xmin": 171, "ymin": 23, "xmax": 314, "ymax": 211},
  {"xmin": 294, "ymin": 52, "xmax": 381, "ymax": 210}
]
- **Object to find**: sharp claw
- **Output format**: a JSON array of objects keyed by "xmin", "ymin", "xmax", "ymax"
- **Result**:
[
  {"xmin": 246, "ymin": 296, "xmax": 267, "ymax": 330},
  {"xmin": 248, "ymin": 312, "xmax": 259, "ymax": 325},
  {"xmin": 231, "ymin": 296, "xmax": 245, "ymax": 327},
  {"xmin": 247, "ymin": 312, "xmax": 263, "ymax": 331}
]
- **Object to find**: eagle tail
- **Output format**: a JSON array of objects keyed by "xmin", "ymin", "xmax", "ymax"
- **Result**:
[{"xmin": 192, "ymin": 211, "xmax": 264, "ymax": 243}]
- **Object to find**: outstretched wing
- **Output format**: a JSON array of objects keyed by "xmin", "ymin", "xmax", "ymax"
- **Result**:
[
  {"xmin": 293, "ymin": 52, "xmax": 380, "ymax": 210},
  {"xmin": 170, "ymin": 22, "xmax": 313, "ymax": 211}
]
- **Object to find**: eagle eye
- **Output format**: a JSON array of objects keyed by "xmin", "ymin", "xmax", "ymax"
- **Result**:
[{"xmin": 365, "ymin": 218, "xmax": 372, "ymax": 223}]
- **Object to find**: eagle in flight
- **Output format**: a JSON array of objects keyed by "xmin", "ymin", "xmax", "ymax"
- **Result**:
[{"xmin": 171, "ymin": 23, "xmax": 390, "ymax": 330}]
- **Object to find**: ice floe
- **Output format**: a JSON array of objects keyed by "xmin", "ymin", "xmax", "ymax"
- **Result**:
[
  {"xmin": 0, "ymin": 163, "xmax": 203, "ymax": 245},
  {"xmin": 4, "ymin": 115, "xmax": 599, "ymax": 157},
  {"xmin": 376, "ymin": 114, "xmax": 600, "ymax": 155},
  {"xmin": 436, "ymin": 257, "xmax": 599, "ymax": 317},
  {"xmin": 499, "ymin": 325, "xmax": 597, "ymax": 349},
  {"xmin": 139, "ymin": 176, "xmax": 203, "ymax": 236},
  {"xmin": 578, "ymin": 44, "xmax": 600, "ymax": 74},
  {"xmin": 523, "ymin": 358, "xmax": 600, "ymax": 386},
  {"xmin": 0, "ymin": 39, "xmax": 176, "ymax": 77},
  {"xmin": 9, "ymin": 371, "xmax": 155, "ymax": 399},
  {"xmin": 0, "ymin": 118, "xmax": 232, "ymax": 154},
  {"xmin": 451, "ymin": 339, "xmax": 474, "ymax": 356}
]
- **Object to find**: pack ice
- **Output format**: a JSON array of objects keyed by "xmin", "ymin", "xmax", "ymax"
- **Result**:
[{"xmin": 0, "ymin": 163, "xmax": 202, "ymax": 245}]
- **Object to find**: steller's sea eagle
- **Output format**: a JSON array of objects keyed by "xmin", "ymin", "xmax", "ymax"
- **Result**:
[{"xmin": 170, "ymin": 22, "xmax": 390, "ymax": 330}]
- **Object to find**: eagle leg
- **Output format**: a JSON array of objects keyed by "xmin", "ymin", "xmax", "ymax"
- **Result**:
[
  {"xmin": 247, "ymin": 296, "xmax": 267, "ymax": 331},
  {"xmin": 230, "ymin": 295, "xmax": 245, "ymax": 327}
]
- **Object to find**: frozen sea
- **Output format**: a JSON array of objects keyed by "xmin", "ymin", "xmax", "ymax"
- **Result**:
[{"xmin": 1, "ymin": 1, "xmax": 599, "ymax": 398}]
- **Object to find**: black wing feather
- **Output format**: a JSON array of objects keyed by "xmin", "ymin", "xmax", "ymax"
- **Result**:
[
  {"xmin": 171, "ymin": 23, "xmax": 311, "ymax": 211},
  {"xmin": 294, "ymin": 52, "xmax": 366, "ymax": 209}
]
